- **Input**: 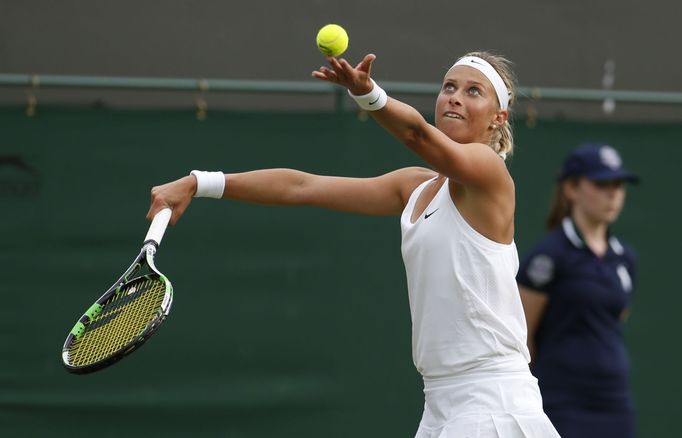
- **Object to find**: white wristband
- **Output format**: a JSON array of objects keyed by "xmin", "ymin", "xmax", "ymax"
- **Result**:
[
  {"xmin": 347, "ymin": 79, "xmax": 388, "ymax": 111},
  {"xmin": 190, "ymin": 170, "xmax": 225, "ymax": 198}
]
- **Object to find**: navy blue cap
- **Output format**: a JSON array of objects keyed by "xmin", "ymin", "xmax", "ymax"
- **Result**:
[{"xmin": 558, "ymin": 143, "xmax": 639, "ymax": 183}]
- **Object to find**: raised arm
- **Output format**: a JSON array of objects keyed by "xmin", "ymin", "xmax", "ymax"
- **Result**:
[
  {"xmin": 313, "ymin": 55, "xmax": 509, "ymax": 190},
  {"xmin": 147, "ymin": 167, "xmax": 435, "ymax": 225},
  {"xmin": 373, "ymin": 95, "xmax": 507, "ymax": 188}
]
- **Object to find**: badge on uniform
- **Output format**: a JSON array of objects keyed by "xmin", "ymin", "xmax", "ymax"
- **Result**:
[{"xmin": 527, "ymin": 254, "xmax": 554, "ymax": 288}]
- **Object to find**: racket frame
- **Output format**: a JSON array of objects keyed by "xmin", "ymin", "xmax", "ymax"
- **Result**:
[{"xmin": 61, "ymin": 240, "xmax": 173, "ymax": 374}]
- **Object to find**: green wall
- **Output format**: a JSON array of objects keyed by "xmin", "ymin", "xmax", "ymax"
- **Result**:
[{"xmin": 1, "ymin": 107, "xmax": 677, "ymax": 436}]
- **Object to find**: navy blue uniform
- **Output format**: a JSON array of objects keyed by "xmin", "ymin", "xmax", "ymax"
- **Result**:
[{"xmin": 517, "ymin": 217, "xmax": 637, "ymax": 438}]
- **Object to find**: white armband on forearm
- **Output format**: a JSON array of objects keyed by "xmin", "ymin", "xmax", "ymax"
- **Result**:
[
  {"xmin": 190, "ymin": 170, "xmax": 225, "ymax": 198},
  {"xmin": 347, "ymin": 79, "xmax": 388, "ymax": 111}
]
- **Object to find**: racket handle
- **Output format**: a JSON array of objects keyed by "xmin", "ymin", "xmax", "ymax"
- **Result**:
[{"xmin": 144, "ymin": 208, "xmax": 172, "ymax": 246}]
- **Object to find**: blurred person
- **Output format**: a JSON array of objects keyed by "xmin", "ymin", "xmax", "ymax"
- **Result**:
[
  {"xmin": 147, "ymin": 51, "xmax": 559, "ymax": 437},
  {"xmin": 517, "ymin": 143, "xmax": 639, "ymax": 438}
]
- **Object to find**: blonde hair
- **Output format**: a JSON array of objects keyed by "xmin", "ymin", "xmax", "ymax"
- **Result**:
[{"xmin": 459, "ymin": 51, "xmax": 517, "ymax": 159}]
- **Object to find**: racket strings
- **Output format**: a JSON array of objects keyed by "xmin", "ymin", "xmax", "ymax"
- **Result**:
[{"xmin": 66, "ymin": 277, "xmax": 167, "ymax": 367}]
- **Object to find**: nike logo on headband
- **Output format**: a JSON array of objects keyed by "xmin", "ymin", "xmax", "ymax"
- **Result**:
[{"xmin": 453, "ymin": 56, "xmax": 509, "ymax": 111}]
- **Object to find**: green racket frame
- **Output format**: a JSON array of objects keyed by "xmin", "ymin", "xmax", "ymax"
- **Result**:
[{"xmin": 61, "ymin": 208, "xmax": 173, "ymax": 374}]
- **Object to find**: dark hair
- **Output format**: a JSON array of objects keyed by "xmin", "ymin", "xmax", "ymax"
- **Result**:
[{"xmin": 546, "ymin": 179, "xmax": 576, "ymax": 229}]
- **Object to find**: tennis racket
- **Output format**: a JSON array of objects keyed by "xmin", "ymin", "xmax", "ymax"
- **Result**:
[{"xmin": 62, "ymin": 208, "xmax": 174, "ymax": 374}]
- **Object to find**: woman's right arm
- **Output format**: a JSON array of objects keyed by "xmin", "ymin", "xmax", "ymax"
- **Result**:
[
  {"xmin": 518, "ymin": 285, "xmax": 549, "ymax": 365},
  {"xmin": 147, "ymin": 167, "xmax": 435, "ymax": 225}
]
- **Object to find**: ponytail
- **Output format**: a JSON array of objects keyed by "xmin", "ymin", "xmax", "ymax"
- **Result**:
[
  {"xmin": 491, "ymin": 120, "xmax": 514, "ymax": 159},
  {"xmin": 546, "ymin": 181, "xmax": 574, "ymax": 230}
]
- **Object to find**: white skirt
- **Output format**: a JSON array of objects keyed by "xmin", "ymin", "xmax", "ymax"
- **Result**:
[{"xmin": 415, "ymin": 371, "xmax": 560, "ymax": 438}]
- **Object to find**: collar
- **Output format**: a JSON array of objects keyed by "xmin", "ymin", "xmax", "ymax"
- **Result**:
[
  {"xmin": 560, "ymin": 216, "xmax": 624, "ymax": 255},
  {"xmin": 561, "ymin": 216, "xmax": 584, "ymax": 248}
]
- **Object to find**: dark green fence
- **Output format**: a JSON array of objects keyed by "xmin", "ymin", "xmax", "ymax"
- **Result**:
[{"xmin": 1, "ymin": 107, "xmax": 677, "ymax": 437}]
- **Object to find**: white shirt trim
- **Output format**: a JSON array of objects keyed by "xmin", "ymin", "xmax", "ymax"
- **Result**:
[{"xmin": 561, "ymin": 217, "xmax": 584, "ymax": 248}]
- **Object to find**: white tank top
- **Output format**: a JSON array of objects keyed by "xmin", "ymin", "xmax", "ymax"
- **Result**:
[{"xmin": 400, "ymin": 177, "xmax": 531, "ymax": 378}]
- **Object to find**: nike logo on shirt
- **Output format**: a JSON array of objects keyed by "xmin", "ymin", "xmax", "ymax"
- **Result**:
[{"xmin": 425, "ymin": 208, "xmax": 439, "ymax": 219}]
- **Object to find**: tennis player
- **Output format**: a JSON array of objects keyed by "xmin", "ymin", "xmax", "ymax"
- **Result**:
[
  {"xmin": 147, "ymin": 52, "xmax": 559, "ymax": 437},
  {"xmin": 517, "ymin": 143, "xmax": 639, "ymax": 438}
]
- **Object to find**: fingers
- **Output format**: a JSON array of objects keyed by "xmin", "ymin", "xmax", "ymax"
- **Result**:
[
  {"xmin": 147, "ymin": 196, "xmax": 184, "ymax": 226},
  {"xmin": 324, "ymin": 68, "xmax": 338, "ymax": 81},
  {"xmin": 146, "ymin": 187, "xmax": 160, "ymax": 221},
  {"xmin": 147, "ymin": 184, "xmax": 176, "ymax": 223},
  {"xmin": 169, "ymin": 207, "xmax": 184, "ymax": 226},
  {"xmin": 312, "ymin": 53, "xmax": 377, "ymax": 93},
  {"xmin": 313, "ymin": 55, "xmax": 366, "ymax": 82},
  {"xmin": 333, "ymin": 54, "xmax": 376, "ymax": 79},
  {"xmin": 330, "ymin": 57, "xmax": 354, "ymax": 78},
  {"xmin": 146, "ymin": 176, "xmax": 197, "ymax": 227},
  {"xmin": 312, "ymin": 66, "xmax": 339, "ymax": 82},
  {"xmin": 358, "ymin": 54, "xmax": 376, "ymax": 75},
  {"xmin": 311, "ymin": 70, "xmax": 328, "ymax": 80}
]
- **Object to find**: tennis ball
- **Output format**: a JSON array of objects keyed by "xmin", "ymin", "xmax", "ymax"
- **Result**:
[{"xmin": 316, "ymin": 24, "xmax": 349, "ymax": 57}]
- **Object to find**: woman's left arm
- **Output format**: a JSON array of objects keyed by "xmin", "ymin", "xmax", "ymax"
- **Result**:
[
  {"xmin": 373, "ymin": 97, "xmax": 506, "ymax": 189},
  {"xmin": 313, "ymin": 55, "xmax": 507, "ymax": 189}
]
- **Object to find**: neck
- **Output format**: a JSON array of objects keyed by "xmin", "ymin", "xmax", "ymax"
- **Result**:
[{"xmin": 571, "ymin": 211, "xmax": 609, "ymax": 256}]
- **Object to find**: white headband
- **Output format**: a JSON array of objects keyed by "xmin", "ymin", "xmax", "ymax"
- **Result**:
[{"xmin": 452, "ymin": 56, "xmax": 509, "ymax": 110}]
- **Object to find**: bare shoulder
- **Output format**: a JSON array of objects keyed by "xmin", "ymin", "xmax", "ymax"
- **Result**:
[
  {"xmin": 386, "ymin": 166, "xmax": 437, "ymax": 205},
  {"xmin": 389, "ymin": 166, "xmax": 437, "ymax": 180},
  {"xmin": 468, "ymin": 142, "xmax": 507, "ymax": 163},
  {"xmin": 467, "ymin": 143, "xmax": 514, "ymax": 187}
]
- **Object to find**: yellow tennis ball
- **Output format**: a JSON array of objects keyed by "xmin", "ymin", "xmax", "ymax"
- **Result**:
[{"xmin": 316, "ymin": 24, "xmax": 349, "ymax": 57}]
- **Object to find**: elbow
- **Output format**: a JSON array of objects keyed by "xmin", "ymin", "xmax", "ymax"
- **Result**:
[
  {"xmin": 287, "ymin": 173, "xmax": 315, "ymax": 206},
  {"xmin": 399, "ymin": 114, "xmax": 434, "ymax": 152},
  {"xmin": 403, "ymin": 126, "xmax": 427, "ymax": 152}
]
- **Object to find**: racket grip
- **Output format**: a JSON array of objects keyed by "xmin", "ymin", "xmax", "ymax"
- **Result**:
[{"xmin": 144, "ymin": 208, "xmax": 172, "ymax": 246}]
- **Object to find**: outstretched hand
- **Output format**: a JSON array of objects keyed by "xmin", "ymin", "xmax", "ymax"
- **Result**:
[
  {"xmin": 146, "ymin": 175, "xmax": 196, "ymax": 226},
  {"xmin": 312, "ymin": 54, "xmax": 377, "ymax": 96}
]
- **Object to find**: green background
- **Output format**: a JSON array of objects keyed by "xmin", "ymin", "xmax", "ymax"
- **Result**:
[{"xmin": 0, "ymin": 107, "xmax": 676, "ymax": 436}]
